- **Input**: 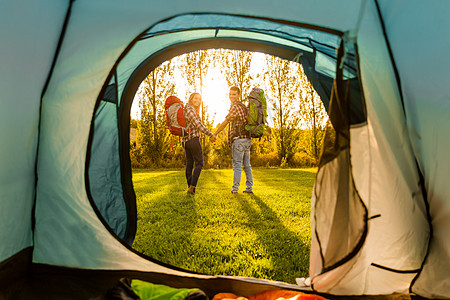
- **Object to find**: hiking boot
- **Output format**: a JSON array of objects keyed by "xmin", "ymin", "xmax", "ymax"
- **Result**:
[
  {"xmin": 187, "ymin": 186, "xmax": 196, "ymax": 195},
  {"xmin": 243, "ymin": 190, "xmax": 253, "ymax": 194},
  {"xmin": 231, "ymin": 191, "xmax": 238, "ymax": 194}
]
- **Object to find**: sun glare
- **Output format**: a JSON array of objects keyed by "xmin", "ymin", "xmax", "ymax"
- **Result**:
[
  {"xmin": 201, "ymin": 68, "xmax": 229, "ymax": 126},
  {"xmin": 250, "ymin": 52, "xmax": 265, "ymax": 75},
  {"xmin": 131, "ymin": 51, "xmax": 268, "ymax": 125}
]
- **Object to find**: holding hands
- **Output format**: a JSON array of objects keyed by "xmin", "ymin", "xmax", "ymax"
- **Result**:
[
  {"xmin": 210, "ymin": 120, "xmax": 227, "ymax": 145},
  {"xmin": 210, "ymin": 120, "xmax": 228, "ymax": 144}
]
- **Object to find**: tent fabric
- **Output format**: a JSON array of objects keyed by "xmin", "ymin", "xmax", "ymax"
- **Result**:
[
  {"xmin": 113, "ymin": 11, "xmax": 350, "ymax": 107},
  {"xmin": 309, "ymin": 6, "xmax": 429, "ymax": 291},
  {"xmin": 377, "ymin": 1, "xmax": 450, "ymax": 297},
  {"xmin": 142, "ymin": 14, "xmax": 343, "ymax": 57},
  {"xmin": 310, "ymin": 1, "xmax": 429, "ymax": 294},
  {"xmin": 1, "ymin": 0, "xmax": 449, "ymax": 299},
  {"xmin": 88, "ymin": 74, "xmax": 137, "ymax": 244},
  {"xmin": 0, "ymin": 0, "xmax": 69, "ymax": 263},
  {"xmin": 89, "ymin": 100, "xmax": 128, "ymax": 241}
]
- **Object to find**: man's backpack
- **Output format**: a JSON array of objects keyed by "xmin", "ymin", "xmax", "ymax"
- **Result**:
[
  {"xmin": 245, "ymin": 87, "xmax": 267, "ymax": 138},
  {"xmin": 165, "ymin": 96, "xmax": 188, "ymax": 136}
]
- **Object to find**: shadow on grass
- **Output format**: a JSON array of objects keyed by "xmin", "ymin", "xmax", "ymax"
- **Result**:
[
  {"xmin": 132, "ymin": 168, "xmax": 313, "ymax": 282},
  {"xmin": 234, "ymin": 193, "xmax": 310, "ymax": 281},
  {"xmin": 132, "ymin": 170, "xmax": 199, "ymax": 266}
]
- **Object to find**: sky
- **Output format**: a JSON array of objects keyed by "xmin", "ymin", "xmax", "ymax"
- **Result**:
[{"xmin": 130, "ymin": 52, "xmax": 267, "ymax": 126}]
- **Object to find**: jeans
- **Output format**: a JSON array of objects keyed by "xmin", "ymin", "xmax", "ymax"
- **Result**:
[
  {"xmin": 184, "ymin": 137, "xmax": 203, "ymax": 187},
  {"xmin": 231, "ymin": 138, "xmax": 253, "ymax": 192}
]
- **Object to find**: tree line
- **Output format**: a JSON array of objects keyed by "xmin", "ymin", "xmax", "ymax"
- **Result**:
[{"xmin": 130, "ymin": 49, "xmax": 328, "ymax": 169}]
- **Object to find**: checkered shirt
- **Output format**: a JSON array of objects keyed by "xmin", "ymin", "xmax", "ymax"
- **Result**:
[
  {"xmin": 225, "ymin": 100, "xmax": 249, "ymax": 146},
  {"xmin": 183, "ymin": 104, "xmax": 213, "ymax": 142}
]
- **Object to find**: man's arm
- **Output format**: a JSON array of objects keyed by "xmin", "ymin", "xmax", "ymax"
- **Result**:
[{"xmin": 214, "ymin": 119, "xmax": 229, "ymax": 136}]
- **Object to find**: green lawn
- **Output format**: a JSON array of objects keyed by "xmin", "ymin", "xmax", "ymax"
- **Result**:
[{"xmin": 132, "ymin": 168, "xmax": 317, "ymax": 284}]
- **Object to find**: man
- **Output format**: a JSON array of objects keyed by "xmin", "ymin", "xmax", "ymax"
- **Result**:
[{"xmin": 213, "ymin": 86, "xmax": 253, "ymax": 194}]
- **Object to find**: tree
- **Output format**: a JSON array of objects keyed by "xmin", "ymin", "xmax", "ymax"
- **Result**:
[
  {"xmin": 130, "ymin": 118, "xmax": 138, "ymax": 129},
  {"xmin": 219, "ymin": 49, "xmax": 253, "ymax": 98},
  {"xmin": 183, "ymin": 50, "xmax": 208, "ymax": 94},
  {"xmin": 181, "ymin": 50, "xmax": 215, "ymax": 149},
  {"xmin": 263, "ymin": 55, "xmax": 302, "ymax": 163},
  {"xmin": 136, "ymin": 60, "xmax": 175, "ymax": 166},
  {"xmin": 296, "ymin": 64, "xmax": 328, "ymax": 163}
]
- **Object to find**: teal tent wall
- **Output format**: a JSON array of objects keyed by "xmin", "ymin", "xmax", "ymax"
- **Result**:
[
  {"xmin": 0, "ymin": 0, "xmax": 449, "ymax": 299},
  {"xmin": 378, "ymin": 1, "xmax": 450, "ymax": 296},
  {"xmin": 0, "ymin": 0, "xmax": 68, "ymax": 264}
]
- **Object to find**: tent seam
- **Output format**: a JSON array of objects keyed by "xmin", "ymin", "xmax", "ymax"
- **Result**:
[
  {"xmin": 32, "ymin": 0, "xmax": 75, "ymax": 235},
  {"xmin": 373, "ymin": 0, "xmax": 405, "ymax": 114},
  {"xmin": 373, "ymin": 1, "xmax": 432, "ymax": 293}
]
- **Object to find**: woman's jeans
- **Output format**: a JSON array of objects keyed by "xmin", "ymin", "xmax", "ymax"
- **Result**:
[
  {"xmin": 184, "ymin": 137, "xmax": 203, "ymax": 187},
  {"xmin": 231, "ymin": 138, "xmax": 253, "ymax": 192}
]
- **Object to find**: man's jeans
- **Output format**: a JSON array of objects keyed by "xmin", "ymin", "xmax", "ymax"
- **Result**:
[{"xmin": 231, "ymin": 138, "xmax": 253, "ymax": 192}]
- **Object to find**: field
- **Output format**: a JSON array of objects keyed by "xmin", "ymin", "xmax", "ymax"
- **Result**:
[{"xmin": 132, "ymin": 168, "xmax": 317, "ymax": 284}]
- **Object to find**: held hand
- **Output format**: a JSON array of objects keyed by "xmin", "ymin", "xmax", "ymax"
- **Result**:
[{"xmin": 210, "ymin": 134, "xmax": 216, "ymax": 143}]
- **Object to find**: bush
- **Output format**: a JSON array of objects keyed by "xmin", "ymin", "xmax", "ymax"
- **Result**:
[
  {"xmin": 208, "ymin": 152, "xmax": 232, "ymax": 169},
  {"xmin": 130, "ymin": 139, "xmax": 318, "ymax": 169},
  {"xmin": 251, "ymin": 151, "xmax": 279, "ymax": 168},
  {"xmin": 209, "ymin": 136, "xmax": 232, "ymax": 169},
  {"xmin": 289, "ymin": 151, "xmax": 317, "ymax": 168},
  {"xmin": 162, "ymin": 155, "xmax": 185, "ymax": 169}
]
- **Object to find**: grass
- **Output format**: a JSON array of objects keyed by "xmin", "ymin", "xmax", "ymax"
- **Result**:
[{"xmin": 132, "ymin": 168, "xmax": 317, "ymax": 284}]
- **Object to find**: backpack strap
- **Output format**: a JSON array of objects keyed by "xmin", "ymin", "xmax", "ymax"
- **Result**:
[{"xmin": 251, "ymin": 124, "xmax": 263, "ymax": 135}]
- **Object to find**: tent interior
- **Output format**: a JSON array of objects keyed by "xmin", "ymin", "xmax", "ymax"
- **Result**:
[{"xmin": 1, "ymin": 1, "xmax": 449, "ymax": 299}]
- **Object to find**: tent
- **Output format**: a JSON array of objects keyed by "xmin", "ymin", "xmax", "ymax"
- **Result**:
[{"xmin": 1, "ymin": 0, "xmax": 449, "ymax": 299}]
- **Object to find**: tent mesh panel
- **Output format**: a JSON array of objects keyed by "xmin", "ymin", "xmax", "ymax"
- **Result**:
[{"xmin": 313, "ymin": 41, "xmax": 367, "ymax": 273}]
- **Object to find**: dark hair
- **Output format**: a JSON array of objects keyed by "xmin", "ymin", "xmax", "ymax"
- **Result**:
[
  {"xmin": 229, "ymin": 86, "xmax": 241, "ymax": 95},
  {"xmin": 188, "ymin": 92, "xmax": 201, "ymax": 114}
]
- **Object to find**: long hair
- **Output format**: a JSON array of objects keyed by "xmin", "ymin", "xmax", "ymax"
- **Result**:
[{"xmin": 188, "ymin": 92, "xmax": 201, "ymax": 114}]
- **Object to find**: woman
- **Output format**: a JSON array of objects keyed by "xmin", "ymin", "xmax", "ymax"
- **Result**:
[{"xmin": 183, "ymin": 93, "xmax": 215, "ymax": 195}]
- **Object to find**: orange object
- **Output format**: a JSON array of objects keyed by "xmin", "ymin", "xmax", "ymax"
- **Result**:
[{"xmin": 213, "ymin": 289, "xmax": 328, "ymax": 300}]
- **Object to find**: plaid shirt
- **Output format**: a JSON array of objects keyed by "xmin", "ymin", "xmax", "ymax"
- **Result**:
[
  {"xmin": 183, "ymin": 104, "xmax": 213, "ymax": 142},
  {"xmin": 225, "ymin": 100, "xmax": 249, "ymax": 146}
]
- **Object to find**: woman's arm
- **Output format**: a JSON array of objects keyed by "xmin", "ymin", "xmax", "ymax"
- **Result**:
[{"xmin": 187, "ymin": 106, "xmax": 213, "ymax": 137}]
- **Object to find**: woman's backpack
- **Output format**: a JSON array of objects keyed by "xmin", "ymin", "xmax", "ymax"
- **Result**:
[
  {"xmin": 245, "ymin": 87, "xmax": 267, "ymax": 138},
  {"xmin": 164, "ymin": 96, "xmax": 188, "ymax": 136}
]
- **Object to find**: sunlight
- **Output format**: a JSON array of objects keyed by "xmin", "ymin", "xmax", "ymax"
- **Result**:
[
  {"xmin": 201, "ymin": 67, "xmax": 229, "ymax": 125},
  {"xmin": 131, "ymin": 94, "xmax": 140, "ymax": 119},
  {"xmin": 130, "ymin": 52, "xmax": 268, "ymax": 124},
  {"xmin": 250, "ymin": 52, "xmax": 266, "ymax": 76}
]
